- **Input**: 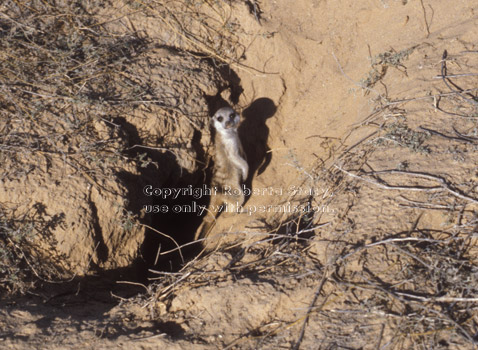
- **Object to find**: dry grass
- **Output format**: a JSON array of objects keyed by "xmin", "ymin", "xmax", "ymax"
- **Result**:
[
  {"xmin": 129, "ymin": 48, "xmax": 478, "ymax": 349},
  {"xmin": 128, "ymin": 0, "xmax": 246, "ymax": 65},
  {"xmin": 0, "ymin": 0, "xmax": 146, "ymax": 179},
  {"xmin": 0, "ymin": 0, "xmax": 148, "ymax": 294},
  {"xmin": 2, "ymin": 1, "xmax": 478, "ymax": 350},
  {"xmin": 0, "ymin": 0, "xmax": 245, "ymax": 295},
  {"xmin": 313, "ymin": 48, "xmax": 478, "ymax": 349}
]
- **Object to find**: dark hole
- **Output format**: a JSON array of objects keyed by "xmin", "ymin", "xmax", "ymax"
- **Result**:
[{"xmin": 141, "ymin": 182, "xmax": 208, "ymax": 272}]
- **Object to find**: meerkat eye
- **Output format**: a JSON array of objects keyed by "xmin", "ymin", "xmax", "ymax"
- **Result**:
[
  {"xmin": 217, "ymin": 116, "xmax": 223, "ymax": 122},
  {"xmin": 230, "ymin": 113, "xmax": 235, "ymax": 119}
]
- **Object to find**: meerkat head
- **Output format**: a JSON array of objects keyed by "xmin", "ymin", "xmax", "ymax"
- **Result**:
[{"xmin": 211, "ymin": 107, "xmax": 240, "ymax": 133}]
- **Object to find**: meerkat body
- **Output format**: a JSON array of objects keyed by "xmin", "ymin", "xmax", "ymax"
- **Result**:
[{"xmin": 194, "ymin": 107, "xmax": 248, "ymax": 242}]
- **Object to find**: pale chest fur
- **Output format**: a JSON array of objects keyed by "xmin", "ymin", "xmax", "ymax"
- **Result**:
[{"xmin": 213, "ymin": 130, "xmax": 248, "ymax": 186}]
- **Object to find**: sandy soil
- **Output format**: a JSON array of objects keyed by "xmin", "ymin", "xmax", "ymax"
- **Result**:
[{"xmin": 1, "ymin": 0, "xmax": 478, "ymax": 349}]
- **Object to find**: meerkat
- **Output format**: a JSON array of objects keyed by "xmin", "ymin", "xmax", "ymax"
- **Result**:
[{"xmin": 194, "ymin": 107, "xmax": 249, "ymax": 242}]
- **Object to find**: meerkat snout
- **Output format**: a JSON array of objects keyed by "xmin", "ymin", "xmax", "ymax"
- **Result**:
[{"xmin": 212, "ymin": 107, "xmax": 240, "ymax": 131}]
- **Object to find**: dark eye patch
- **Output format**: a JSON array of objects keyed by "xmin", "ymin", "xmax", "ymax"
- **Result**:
[
  {"xmin": 217, "ymin": 116, "xmax": 223, "ymax": 122},
  {"xmin": 229, "ymin": 113, "xmax": 235, "ymax": 119}
]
